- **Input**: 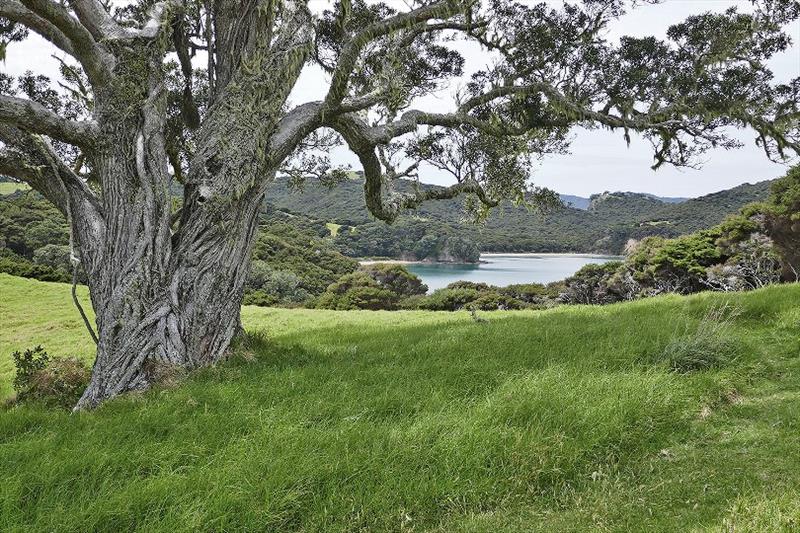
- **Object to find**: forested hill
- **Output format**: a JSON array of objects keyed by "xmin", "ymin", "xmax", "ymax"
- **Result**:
[{"xmin": 264, "ymin": 177, "xmax": 772, "ymax": 255}]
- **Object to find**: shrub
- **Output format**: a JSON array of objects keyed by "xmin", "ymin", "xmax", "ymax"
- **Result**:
[
  {"xmin": 245, "ymin": 261, "xmax": 310, "ymax": 305},
  {"xmin": 656, "ymin": 305, "xmax": 741, "ymax": 373},
  {"xmin": 317, "ymin": 272, "xmax": 399, "ymax": 310},
  {"xmin": 341, "ymin": 286, "xmax": 398, "ymax": 310},
  {"xmin": 501, "ymin": 283, "xmax": 559, "ymax": 304},
  {"xmin": 317, "ymin": 265, "xmax": 427, "ymax": 310},
  {"xmin": 12, "ymin": 345, "xmax": 50, "ymax": 395},
  {"xmin": 0, "ymin": 248, "xmax": 71, "ymax": 283},
  {"xmin": 242, "ymin": 290, "xmax": 280, "ymax": 307},
  {"xmin": 415, "ymin": 287, "xmax": 482, "ymax": 311},
  {"xmin": 470, "ymin": 292, "xmax": 524, "ymax": 311},
  {"xmin": 360, "ymin": 263, "xmax": 427, "ymax": 297},
  {"xmin": 12, "ymin": 346, "xmax": 90, "ymax": 408},
  {"xmin": 560, "ymin": 261, "xmax": 627, "ymax": 304}
]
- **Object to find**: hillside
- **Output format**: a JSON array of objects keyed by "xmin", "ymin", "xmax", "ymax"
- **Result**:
[
  {"xmin": 2, "ymin": 274, "xmax": 800, "ymax": 530},
  {"xmin": 264, "ymin": 177, "xmax": 772, "ymax": 255},
  {"xmin": 564, "ymin": 192, "xmax": 688, "ymax": 210}
]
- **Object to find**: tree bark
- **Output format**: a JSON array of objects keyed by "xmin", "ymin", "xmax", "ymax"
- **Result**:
[
  {"xmin": 74, "ymin": 163, "xmax": 271, "ymax": 409},
  {"xmin": 72, "ymin": 40, "xmax": 283, "ymax": 409}
]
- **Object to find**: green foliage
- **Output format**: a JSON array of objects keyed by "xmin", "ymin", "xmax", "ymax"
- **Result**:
[
  {"xmin": 360, "ymin": 263, "xmax": 427, "ymax": 297},
  {"xmin": 11, "ymin": 345, "xmax": 89, "ymax": 408},
  {"xmin": 0, "ymin": 191, "xmax": 69, "ymax": 257},
  {"xmin": 408, "ymin": 280, "xmax": 561, "ymax": 311},
  {"xmin": 759, "ymin": 165, "xmax": 800, "ymax": 279},
  {"xmin": 0, "ymin": 248, "xmax": 71, "ymax": 283},
  {"xmin": 317, "ymin": 264, "xmax": 430, "ymax": 310},
  {"xmin": 627, "ymin": 231, "xmax": 723, "ymax": 292},
  {"xmin": 250, "ymin": 211, "xmax": 358, "ymax": 300},
  {"xmin": 245, "ymin": 261, "xmax": 310, "ymax": 306},
  {"xmin": 11, "ymin": 345, "xmax": 49, "ymax": 396},
  {"xmin": 502, "ymin": 282, "xmax": 562, "ymax": 304},
  {"xmin": 265, "ymin": 177, "xmax": 772, "ymax": 256},
  {"xmin": 316, "ymin": 271, "xmax": 399, "ymax": 310},
  {"xmin": 2, "ymin": 276, "xmax": 800, "ymax": 530},
  {"xmin": 414, "ymin": 286, "xmax": 482, "ymax": 311},
  {"xmin": 560, "ymin": 261, "xmax": 629, "ymax": 304}
]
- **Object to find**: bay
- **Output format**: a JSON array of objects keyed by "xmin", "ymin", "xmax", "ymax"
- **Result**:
[{"xmin": 405, "ymin": 254, "xmax": 622, "ymax": 292}]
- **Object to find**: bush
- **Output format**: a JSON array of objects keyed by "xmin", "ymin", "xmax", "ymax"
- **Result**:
[
  {"xmin": 415, "ymin": 287, "xmax": 482, "ymax": 311},
  {"xmin": 405, "ymin": 281, "xmax": 559, "ymax": 311},
  {"xmin": 470, "ymin": 292, "xmax": 524, "ymax": 311},
  {"xmin": 560, "ymin": 262, "xmax": 627, "ymax": 304},
  {"xmin": 656, "ymin": 305, "xmax": 741, "ymax": 373},
  {"xmin": 245, "ymin": 261, "xmax": 310, "ymax": 305},
  {"xmin": 317, "ymin": 265, "xmax": 427, "ymax": 310},
  {"xmin": 360, "ymin": 263, "xmax": 427, "ymax": 297},
  {"xmin": 341, "ymin": 286, "xmax": 398, "ymax": 310},
  {"xmin": 0, "ymin": 248, "xmax": 71, "ymax": 283},
  {"xmin": 12, "ymin": 345, "xmax": 50, "ymax": 395},
  {"xmin": 11, "ymin": 346, "xmax": 90, "ymax": 408},
  {"xmin": 501, "ymin": 283, "xmax": 560, "ymax": 304},
  {"xmin": 316, "ymin": 272, "xmax": 400, "ymax": 310}
]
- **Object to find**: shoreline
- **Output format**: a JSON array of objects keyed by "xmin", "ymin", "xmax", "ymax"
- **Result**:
[
  {"xmin": 481, "ymin": 252, "xmax": 622, "ymax": 258},
  {"xmin": 358, "ymin": 259, "xmax": 425, "ymax": 265},
  {"xmin": 359, "ymin": 252, "xmax": 622, "ymax": 265}
]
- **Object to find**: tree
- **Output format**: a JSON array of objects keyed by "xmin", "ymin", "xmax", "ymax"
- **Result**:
[
  {"xmin": 0, "ymin": 0, "xmax": 798, "ymax": 408},
  {"xmin": 760, "ymin": 165, "xmax": 800, "ymax": 279}
]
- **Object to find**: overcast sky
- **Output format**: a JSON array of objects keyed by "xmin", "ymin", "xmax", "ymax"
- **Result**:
[{"xmin": 3, "ymin": 0, "xmax": 799, "ymax": 197}]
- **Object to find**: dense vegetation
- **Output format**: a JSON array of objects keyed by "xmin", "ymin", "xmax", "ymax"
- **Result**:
[
  {"xmin": 0, "ymin": 190, "xmax": 73, "ymax": 283},
  {"xmin": 265, "ymin": 177, "xmax": 772, "ymax": 256},
  {"xmin": 2, "ymin": 171, "xmax": 792, "ymax": 312},
  {"xmin": 2, "ymin": 274, "xmax": 799, "ymax": 530},
  {"xmin": 559, "ymin": 168, "xmax": 800, "ymax": 305},
  {"xmin": 245, "ymin": 209, "xmax": 358, "ymax": 306},
  {"xmin": 0, "ymin": 187, "xmax": 357, "ymax": 306}
]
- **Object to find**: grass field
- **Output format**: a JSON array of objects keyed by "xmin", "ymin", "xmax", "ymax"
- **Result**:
[
  {"xmin": 1, "ymin": 274, "xmax": 799, "ymax": 531},
  {"xmin": 326, "ymin": 222, "xmax": 343, "ymax": 237},
  {"xmin": 0, "ymin": 182, "xmax": 29, "ymax": 195}
]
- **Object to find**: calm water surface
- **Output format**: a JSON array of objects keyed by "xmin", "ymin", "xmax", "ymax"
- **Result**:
[{"xmin": 406, "ymin": 254, "xmax": 621, "ymax": 292}]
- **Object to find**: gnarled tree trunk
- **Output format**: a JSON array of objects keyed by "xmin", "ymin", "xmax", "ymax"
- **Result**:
[{"xmin": 71, "ymin": 29, "xmax": 300, "ymax": 408}]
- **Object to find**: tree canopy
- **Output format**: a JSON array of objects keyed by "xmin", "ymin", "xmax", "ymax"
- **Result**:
[{"xmin": 2, "ymin": 0, "xmax": 799, "ymax": 222}]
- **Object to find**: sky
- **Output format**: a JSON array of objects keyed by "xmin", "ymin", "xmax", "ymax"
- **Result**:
[{"xmin": 3, "ymin": 0, "xmax": 799, "ymax": 198}]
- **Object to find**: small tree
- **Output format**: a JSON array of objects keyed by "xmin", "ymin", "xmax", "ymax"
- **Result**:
[{"xmin": 0, "ymin": 0, "xmax": 799, "ymax": 408}]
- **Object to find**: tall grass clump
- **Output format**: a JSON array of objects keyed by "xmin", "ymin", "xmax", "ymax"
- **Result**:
[{"xmin": 658, "ymin": 304, "xmax": 742, "ymax": 373}]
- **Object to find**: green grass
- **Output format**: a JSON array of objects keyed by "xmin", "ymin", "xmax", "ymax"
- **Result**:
[
  {"xmin": 1, "ymin": 273, "xmax": 799, "ymax": 531},
  {"xmin": 0, "ymin": 182, "xmax": 29, "ymax": 195},
  {"xmin": 326, "ymin": 222, "xmax": 343, "ymax": 237}
]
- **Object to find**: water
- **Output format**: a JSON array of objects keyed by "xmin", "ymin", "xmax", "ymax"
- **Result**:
[{"xmin": 406, "ymin": 254, "xmax": 621, "ymax": 292}]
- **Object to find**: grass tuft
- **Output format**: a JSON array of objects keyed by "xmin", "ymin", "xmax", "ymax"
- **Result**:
[{"xmin": 657, "ymin": 304, "xmax": 742, "ymax": 373}]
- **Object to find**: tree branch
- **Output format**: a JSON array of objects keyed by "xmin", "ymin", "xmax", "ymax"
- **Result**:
[
  {"xmin": 0, "ymin": 125, "xmax": 105, "ymax": 272},
  {"xmin": 0, "ymin": 125, "xmax": 99, "ymax": 215},
  {"xmin": 322, "ymin": 0, "xmax": 470, "ymax": 111},
  {"xmin": 0, "ymin": 94, "xmax": 99, "ymax": 148},
  {"xmin": 19, "ymin": 0, "xmax": 113, "ymax": 86},
  {"xmin": 329, "ymin": 113, "xmax": 495, "ymax": 223},
  {"xmin": 67, "ymin": 0, "xmax": 133, "ymax": 40},
  {"xmin": 0, "ymin": 0, "xmax": 76, "ymax": 56}
]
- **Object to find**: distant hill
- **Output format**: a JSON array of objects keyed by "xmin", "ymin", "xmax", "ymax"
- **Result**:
[
  {"xmin": 559, "ymin": 194, "xmax": 592, "ymax": 210},
  {"xmin": 561, "ymin": 192, "xmax": 687, "ymax": 210},
  {"xmin": 264, "ymin": 178, "xmax": 773, "ymax": 255}
]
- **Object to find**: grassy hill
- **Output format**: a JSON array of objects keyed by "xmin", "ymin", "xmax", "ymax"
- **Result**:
[
  {"xmin": 1, "ymin": 274, "xmax": 799, "ymax": 530},
  {"xmin": 264, "ymin": 178, "xmax": 773, "ymax": 254}
]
